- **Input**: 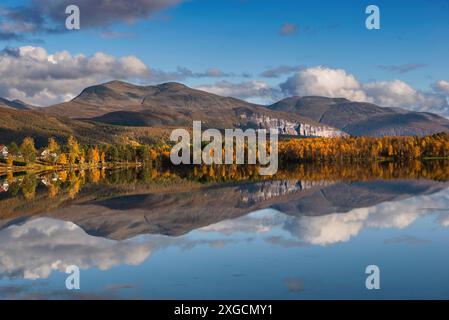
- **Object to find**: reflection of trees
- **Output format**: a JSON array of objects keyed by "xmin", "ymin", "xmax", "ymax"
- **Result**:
[
  {"xmin": 48, "ymin": 182, "xmax": 59, "ymax": 198},
  {"xmin": 3, "ymin": 160, "xmax": 449, "ymax": 202},
  {"xmin": 21, "ymin": 174, "xmax": 37, "ymax": 200}
]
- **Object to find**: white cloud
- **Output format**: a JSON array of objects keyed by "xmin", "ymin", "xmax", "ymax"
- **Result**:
[
  {"xmin": 0, "ymin": 46, "xmax": 239, "ymax": 106},
  {"xmin": 280, "ymin": 66, "xmax": 449, "ymax": 116},
  {"xmin": 435, "ymin": 80, "xmax": 449, "ymax": 95},
  {"xmin": 0, "ymin": 46, "xmax": 150, "ymax": 106},
  {"xmin": 364, "ymin": 80, "xmax": 449, "ymax": 114},
  {"xmin": 280, "ymin": 66, "xmax": 369, "ymax": 102}
]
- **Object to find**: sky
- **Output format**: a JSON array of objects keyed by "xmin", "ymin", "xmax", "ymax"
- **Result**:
[{"xmin": 0, "ymin": 0, "xmax": 448, "ymax": 116}]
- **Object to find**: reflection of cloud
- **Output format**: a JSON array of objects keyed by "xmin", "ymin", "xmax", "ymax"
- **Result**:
[
  {"xmin": 285, "ymin": 210, "xmax": 368, "ymax": 246},
  {"xmin": 202, "ymin": 187, "xmax": 449, "ymax": 246},
  {"xmin": 0, "ymin": 218, "xmax": 155, "ymax": 279},
  {"xmin": 284, "ymin": 278, "xmax": 304, "ymax": 293},
  {"xmin": 285, "ymin": 188, "xmax": 449, "ymax": 245},
  {"xmin": 0, "ymin": 218, "xmax": 234, "ymax": 280}
]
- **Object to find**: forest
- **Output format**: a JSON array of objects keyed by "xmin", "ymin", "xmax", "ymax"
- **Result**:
[{"xmin": 1, "ymin": 133, "xmax": 449, "ymax": 173}]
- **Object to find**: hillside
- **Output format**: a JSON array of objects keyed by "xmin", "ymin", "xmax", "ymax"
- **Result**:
[
  {"xmin": 0, "ymin": 98, "xmax": 35, "ymax": 111},
  {"xmin": 42, "ymin": 81, "xmax": 346, "ymax": 137},
  {"xmin": 269, "ymin": 96, "xmax": 449, "ymax": 137},
  {"xmin": 0, "ymin": 106, "xmax": 171, "ymax": 147}
]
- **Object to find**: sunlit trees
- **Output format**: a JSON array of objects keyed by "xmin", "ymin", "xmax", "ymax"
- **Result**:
[
  {"xmin": 100, "ymin": 152, "xmax": 106, "ymax": 166},
  {"xmin": 20, "ymin": 137, "xmax": 36, "ymax": 164},
  {"xmin": 67, "ymin": 135, "xmax": 80, "ymax": 165},
  {"xmin": 88, "ymin": 146, "xmax": 100, "ymax": 165},
  {"xmin": 8, "ymin": 142, "xmax": 20, "ymax": 157},
  {"xmin": 6, "ymin": 154, "xmax": 14, "ymax": 167},
  {"xmin": 279, "ymin": 133, "xmax": 449, "ymax": 163},
  {"xmin": 47, "ymin": 137, "xmax": 59, "ymax": 153},
  {"xmin": 59, "ymin": 153, "xmax": 68, "ymax": 165}
]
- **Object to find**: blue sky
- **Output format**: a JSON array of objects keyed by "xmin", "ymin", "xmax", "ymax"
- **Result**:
[{"xmin": 0, "ymin": 0, "xmax": 448, "ymax": 113}]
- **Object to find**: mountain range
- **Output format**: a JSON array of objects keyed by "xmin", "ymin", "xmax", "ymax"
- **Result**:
[
  {"xmin": 0, "ymin": 80, "xmax": 448, "ymax": 146},
  {"xmin": 0, "ymin": 97, "xmax": 35, "ymax": 111}
]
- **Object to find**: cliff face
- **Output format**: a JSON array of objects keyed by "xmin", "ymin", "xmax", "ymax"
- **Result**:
[
  {"xmin": 269, "ymin": 96, "xmax": 449, "ymax": 137},
  {"xmin": 245, "ymin": 113, "xmax": 348, "ymax": 137}
]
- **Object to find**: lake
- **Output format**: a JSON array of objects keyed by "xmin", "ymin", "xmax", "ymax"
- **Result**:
[{"xmin": 0, "ymin": 162, "xmax": 449, "ymax": 299}]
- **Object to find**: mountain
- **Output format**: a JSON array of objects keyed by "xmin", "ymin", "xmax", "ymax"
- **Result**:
[
  {"xmin": 43, "ymin": 81, "xmax": 346, "ymax": 138},
  {"xmin": 0, "ymin": 106, "xmax": 171, "ymax": 147},
  {"xmin": 268, "ymin": 96, "xmax": 449, "ymax": 137},
  {"xmin": 0, "ymin": 98, "xmax": 35, "ymax": 110}
]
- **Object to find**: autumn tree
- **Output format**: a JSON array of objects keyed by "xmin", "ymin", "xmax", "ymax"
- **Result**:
[
  {"xmin": 59, "ymin": 153, "xmax": 68, "ymax": 165},
  {"xmin": 20, "ymin": 137, "xmax": 36, "ymax": 164},
  {"xmin": 6, "ymin": 154, "xmax": 14, "ymax": 167},
  {"xmin": 44, "ymin": 137, "xmax": 60, "ymax": 163},
  {"xmin": 47, "ymin": 137, "xmax": 59, "ymax": 153},
  {"xmin": 8, "ymin": 142, "xmax": 20, "ymax": 157},
  {"xmin": 67, "ymin": 135, "xmax": 80, "ymax": 165},
  {"xmin": 87, "ymin": 146, "xmax": 100, "ymax": 165}
]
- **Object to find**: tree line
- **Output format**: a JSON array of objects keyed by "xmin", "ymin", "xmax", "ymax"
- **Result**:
[
  {"xmin": 3, "ymin": 132, "xmax": 449, "ymax": 169},
  {"xmin": 279, "ymin": 133, "xmax": 449, "ymax": 163},
  {"xmin": 4, "ymin": 135, "xmax": 169, "ymax": 167}
]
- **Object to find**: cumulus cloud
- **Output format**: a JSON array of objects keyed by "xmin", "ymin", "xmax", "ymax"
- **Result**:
[
  {"xmin": 363, "ymin": 80, "xmax": 449, "ymax": 114},
  {"xmin": 195, "ymin": 80, "xmax": 281, "ymax": 104},
  {"xmin": 280, "ymin": 66, "xmax": 449, "ymax": 116},
  {"xmin": 0, "ymin": 0, "xmax": 184, "ymax": 40},
  {"xmin": 0, "ymin": 46, "xmax": 240, "ymax": 106},
  {"xmin": 280, "ymin": 66, "xmax": 369, "ymax": 102},
  {"xmin": 434, "ymin": 80, "xmax": 449, "ymax": 95},
  {"xmin": 0, "ymin": 46, "xmax": 150, "ymax": 105}
]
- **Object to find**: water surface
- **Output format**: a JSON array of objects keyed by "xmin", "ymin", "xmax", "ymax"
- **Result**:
[{"xmin": 0, "ymin": 163, "xmax": 448, "ymax": 299}]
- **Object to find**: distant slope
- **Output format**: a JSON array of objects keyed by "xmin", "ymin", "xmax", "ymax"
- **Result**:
[
  {"xmin": 43, "ymin": 81, "xmax": 346, "ymax": 137},
  {"xmin": 0, "ymin": 106, "xmax": 170, "ymax": 147},
  {"xmin": 0, "ymin": 98, "xmax": 36, "ymax": 110},
  {"xmin": 269, "ymin": 96, "xmax": 449, "ymax": 137}
]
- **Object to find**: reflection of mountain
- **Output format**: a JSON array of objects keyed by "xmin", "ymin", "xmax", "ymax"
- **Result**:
[
  {"xmin": 1, "ymin": 179, "xmax": 447, "ymax": 240},
  {"xmin": 270, "ymin": 179, "xmax": 449, "ymax": 217},
  {"xmin": 1, "ymin": 183, "xmax": 449, "ymax": 281}
]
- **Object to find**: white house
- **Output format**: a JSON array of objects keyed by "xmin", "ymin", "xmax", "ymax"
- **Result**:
[
  {"xmin": 0, "ymin": 180, "xmax": 9, "ymax": 193},
  {"xmin": 40, "ymin": 149, "xmax": 58, "ymax": 160},
  {"xmin": 0, "ymin": 145, "xmax": 8, "ymax": 158}
]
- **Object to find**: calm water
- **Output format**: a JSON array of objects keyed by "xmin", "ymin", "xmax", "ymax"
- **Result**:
[{"xmin": 0, "ymin": 164, "xmax": 449, "ymax": 299}]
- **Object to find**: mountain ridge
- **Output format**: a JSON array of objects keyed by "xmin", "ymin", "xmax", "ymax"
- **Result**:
[
  {"xmin": 42, "ymin": 81, "xmax": 347, "ymax": 138},
  {"xmin": 268, "ymin": 96, "xmax": 449, "ymax": 137},
  {"xmin": 0, "ymin": 97, "xmax": 36, "ymax": 111},
  {"xmin": 1, "ymin": 80, "xmax": 448, "ymax": 142}
]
